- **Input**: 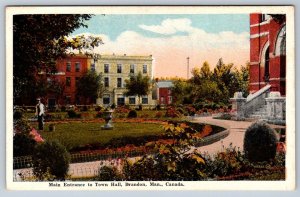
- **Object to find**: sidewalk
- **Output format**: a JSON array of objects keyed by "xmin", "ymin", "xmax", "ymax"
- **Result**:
[{"xmin": 191, "ymin": 116, "xmax": 285, "ymax": 155}]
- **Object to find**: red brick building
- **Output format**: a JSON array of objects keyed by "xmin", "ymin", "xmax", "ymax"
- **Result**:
[
  {"xmin": 249, "ymin": 14, "xmax": 286, "ymax": 95},
  {"xmin": 156, "ymin": 81, "xmax": 173, "ymax": 105},
  {"xmin": 46, "ymin": 55, "xmax": 91, "ymax": 107}
]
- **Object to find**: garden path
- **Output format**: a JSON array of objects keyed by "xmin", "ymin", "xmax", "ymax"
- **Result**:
[{"xmin": 191, "ymin": 116, "xmax": 285, "ymax": 155}]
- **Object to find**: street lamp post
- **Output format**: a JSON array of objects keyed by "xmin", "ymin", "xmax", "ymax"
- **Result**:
[{"xmin": 187, "ymin": 57, "xmax": 190, "ymax": 79}]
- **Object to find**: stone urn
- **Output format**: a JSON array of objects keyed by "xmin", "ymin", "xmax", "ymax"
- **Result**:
[{"xmin": 101, "ymin": 110, "xmax": 114, "ymax": 130}]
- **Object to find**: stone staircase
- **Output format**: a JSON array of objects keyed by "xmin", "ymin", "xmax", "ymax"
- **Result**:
[
  {"xmin": 231, "ymin": 85, "xmax": 286, "ymax": 124},
  {"xmin": 248, "ymin": 104, "xmax": 268, "ymax": 120}
]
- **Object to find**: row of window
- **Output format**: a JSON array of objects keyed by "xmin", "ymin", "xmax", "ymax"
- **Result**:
[
  {"xmin": 103, "ymin": 95, "xmax": 148, "ymax": 105},
  {"xmin": 104, "ymin": 64, "xmax": 148, "ymax": 74},
  {"xmin": 65, "ymin": 77, "xmax": 80, "ymax": 87},
  {"xmin": 66, "ymin": 62, "xmax": 81, "ymax": 72},
  {"xmin": 65, "ymin": 76, "xmax": 124, "ymax": 88},
  {"xmin": 104, "ymin": 77, "xmax": 123, "ymax": 88},
  {"xmin": 64, "ymin": 62, "xmax": 148, "ymax": 74}
]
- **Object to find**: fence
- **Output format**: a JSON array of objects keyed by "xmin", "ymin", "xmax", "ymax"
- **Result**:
[
  {"xmin": 13, "ymin": 158, "xmax": 125, "ymax": 181},
  {"xmin": 13, "ymin": 149, "xmax": 151, "ymax": 170}
]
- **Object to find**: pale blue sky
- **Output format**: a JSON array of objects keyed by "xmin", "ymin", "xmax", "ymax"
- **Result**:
[{"xmin": 72, "ymin": 14, "xmax": 249, "ymax": 40}]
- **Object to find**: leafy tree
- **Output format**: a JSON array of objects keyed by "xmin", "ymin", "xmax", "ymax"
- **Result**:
[
  {"xmin": 76, "ymin": 70, "xmax": 103, "ymax": 104},
  {"xmin": 200, "ymin": 61, "xmax": 212, "ymax": 79},
  {"xmin": 191, "ymin": 79, "xmax": 223, "ymax": 103},
  {"xmin": 171, "ymin": 79, "xmax": 192, "ymax": 105},
  {"xmin": 212, "ymin": 58, "xmax": 236, "ymax": 100},
  {"xmin": 13, "ymin": 14, "xmax": 103, "ymax": 105},
  {"xmin": 125, "ymin": 72, "xmax": 151, "ymax": 105},
  {"xmin": 32, "ymin": 140, "xmax": 70, "ymax": 181},
  {"xmin": 237, "ymin": 62, "xmax": 250, "ymax": 97},
  {"xmin": 32, "ymin": 76, "xmax": 65, "ymax": 103}
]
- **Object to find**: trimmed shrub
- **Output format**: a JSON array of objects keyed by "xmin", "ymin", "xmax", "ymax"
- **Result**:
[
  {"xmin": 13, "ymin": 115, "xmax": 31, "ymax": 135},
  {"xmin": 138, "ymin": 104, "xmax": 143, "ymax": 111},
  {"xmin": 32, "ymin": 140, "xmax": 70, "ymax": 181},
  {"xmin": 95, "ymin": 111, "xmax": 103, "ymax": 118},
  {"xmin": 155, "ymin": 104, "xmax": 161, "ymax": 110},
  {"xmin": 127, "ymin": 110, "xmax": 138, "ymax": 118},
  {"xmin": 67, "ymin": 110, "xmax": 80, "ymax": 118},
  {"xmin": 96, "ymin": 166, "xmax": 122, "ymax": 181},
  {"xmin": 155, "ymin": 111, "xmax": 163, "ymax": 118},
  {"xmin": 60, "ymin": 105, "xmax": 66, "ymax": 112},
  {"xmin": 13, "ymin": 134, "xmax": 37, "ymax": 157},
  {"xmin": 165, "ymin": 107, "xmax": 181, "ymax": 118},
  {"xmin": 244, "ymin": 121, "xmax": 277, "ymax": 162},
  {"xmin": 111, "ymin": 103, "xmax": 116, "ymax": 109},
  {"xmin": 81, "ymin": 105, "xmax": 88, "ymax": 112},
  {"xmin": 13, "ymin": 110, "xmax": 23, "ymax": 121},
  {"xmin": 95, "ymin": 105, "xmax": 102, "ymax": 111}
]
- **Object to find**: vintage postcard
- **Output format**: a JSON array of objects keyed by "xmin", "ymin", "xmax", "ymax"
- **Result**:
[{"xmin": 6, "ymin": 6, "xmax": 295, "ymax": 190}]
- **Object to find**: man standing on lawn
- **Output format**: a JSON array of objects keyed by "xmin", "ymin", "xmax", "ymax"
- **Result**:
[{"xmin": 35, "ymin": 98, "xmax": 45, "ymax": 130}]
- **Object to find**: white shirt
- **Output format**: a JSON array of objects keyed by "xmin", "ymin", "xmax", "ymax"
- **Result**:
[{"xmin": 36, "ymin": 103, "xmax": 45, "ymax": 116}]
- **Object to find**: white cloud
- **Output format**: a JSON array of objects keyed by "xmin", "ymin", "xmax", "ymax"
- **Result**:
[
  {"xmin": 74, "ymin": 21, "xmax": 249, "ymax": 78},
  {"xmin": 139, "ymin": 18, "xmax": 193, "ymax": 35}
]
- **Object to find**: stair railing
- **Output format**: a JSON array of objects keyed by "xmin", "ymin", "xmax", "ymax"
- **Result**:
[{"xmin": 243, "ymin": 85, "xmax": 271, "ymax": 118}]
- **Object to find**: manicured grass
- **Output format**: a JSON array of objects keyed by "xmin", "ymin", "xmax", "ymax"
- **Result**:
[{"xmin": 39, "ymin": 122, "xmax": 163, "ymax": 150}]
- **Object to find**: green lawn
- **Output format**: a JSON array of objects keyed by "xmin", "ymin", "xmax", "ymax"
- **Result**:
[{"xmin": 39, "ymin": 122, "xmax": 164, "ymax": 150}]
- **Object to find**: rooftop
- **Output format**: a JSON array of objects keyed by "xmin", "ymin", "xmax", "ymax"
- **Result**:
[{"xmin": 157, "ymin": 81, "xmax": 174, "ymax": 88}]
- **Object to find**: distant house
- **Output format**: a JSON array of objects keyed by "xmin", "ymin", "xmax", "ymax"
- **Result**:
[{"xmin": 156, "ymin": 81, "xmax": 173, "ymax": 105}]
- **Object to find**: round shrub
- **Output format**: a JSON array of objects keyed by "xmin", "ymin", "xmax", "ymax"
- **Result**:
[
  {"xmin": 13, "ymin": 110, "xmax": 23, "ymax": 121},
  {"xmin": 243, "ymin": 121, "xmax": 277, "ymax": 162},
  {"xmin": 95, "ymin": 105, "xmax": 102, "ymax": 111},
  {"xmin": 111, "ymin": 103, "xmax": 116, "ymax": 109},
  {"xmin": 155, "ymin": 104, "xmax": 161, "ymax": 110},
  {"xmin": 67, "ymin": 110, "xmax": 80, "ymax": 118},
  {"xmin": 60, "ymin": 105, "xmax": 66, "ymax": 112},
  {"xmin": 127, "ymin": 110, "xmax": 138, "ymax": 118},
  {"xmin": 138, "ymin": 104, "xmax": 143, "ymax": 111},
  {"xmin": 32, "ymin": 140, "xmax": 70, "ymax": 180},
  {"xmin": 81, "ymin": 105, "xmax": 88, "ymax": 112},
  {"xmin": 97, "ymin": 166, "xmax": 122, "ymax": 181}
]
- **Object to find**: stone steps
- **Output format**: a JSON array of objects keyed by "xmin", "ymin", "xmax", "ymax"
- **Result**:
[{"xmin": 248, "ymin": 104, "xmax": 268, "ymax": 120}]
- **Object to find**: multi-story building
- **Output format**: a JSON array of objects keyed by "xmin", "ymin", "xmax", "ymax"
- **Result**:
[
  {"xmin": 249, "ymin": 14, "xmax": 286, "ymax": 95},
  {"xmin": 94, "ymin": 54, "xmax": 155, "ymax": 107},
  {"xmin": 45, "ymin": 55, "xmax": 91, "ymax": 107}
]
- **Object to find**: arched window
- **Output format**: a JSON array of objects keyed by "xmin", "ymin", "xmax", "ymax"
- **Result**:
[
  {"xmin": 275, "ymin": 25, "xmax": 286, "ymax": 56},
  {"xmin": 264, "ymin": 47, "xmax": 270, "ymax": 82}
]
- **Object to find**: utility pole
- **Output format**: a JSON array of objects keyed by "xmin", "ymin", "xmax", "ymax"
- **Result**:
[{"xmin": 187, "ymin": 57, "xmax": 190, "ymax": 79}]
